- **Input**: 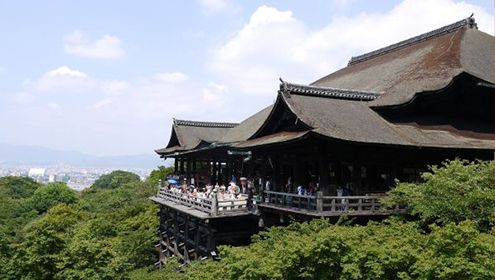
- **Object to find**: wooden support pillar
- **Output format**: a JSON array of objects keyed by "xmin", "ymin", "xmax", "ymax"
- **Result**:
[
  {"xmin": 272, "ymin": 156, "xmax": 280, "ymax": 191},
  {"xmin": 194, "ymin": 218, "xmax": 200, "ymax": 256},
  {"xmin": 174, "ymin": 158, "xmax": 178, "ymax": 174},
  {"xmin": 226, "ymin": 160, "xmax": 231, "ymax": 183},
  {"xmin": 212, "ymin": 161, "xmax": 217, "ymax": 185},
  {"xmin": 319, "ymin": 155, "xmax": 330, "ymax": 195},
  {"xmin": 352, "ymin": 163, "xmax": 361, "ymax": 195},
  {"xmin": 292, "ymin": 155, "xmax": 302, "ymax": 189},
  {"xmin": 207, "ymin": 160, "xmax": 212, "ymax": 184},
  {"xmin": 335, "ymin": 162, "xmax": 342, "ymax": 187},
  {"xmin": 186, "ymin": 160, "xmax": 192, "ymax": 184},
  {"xmin": 179, "ymin": 158, "xmax": 185, "ymax": 175}
]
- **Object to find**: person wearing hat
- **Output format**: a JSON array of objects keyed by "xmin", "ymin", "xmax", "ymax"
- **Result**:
[{"xmin": 240, "ymin": 177, "xmax": 248, "ymax": 194}]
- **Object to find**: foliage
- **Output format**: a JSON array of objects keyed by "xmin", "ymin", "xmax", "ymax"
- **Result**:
[
  {"xmin": 0, "ymin": 176, "xmax": 40, "ymax": 199},
  {"xmin": 138, "ymin": 219, "xmax": 494, "ymax": 280},
  {"xmin": 0, "ymin": 170, "xmax": 158, "ymax": 280},
  {"xmin": 28, "ymin": 182, "xmax": 79, "ymax": 213},
  {"xmin": 92, "ymin": 170, "xmax": 141, "ymax": 190},
  {"xmin": 384, "ymin": 159, "xmax": 495, "ymax": 231},
  {"xmin": 146, "ymin": 166, "xmax": 174, "ymax": 186},
  {"xmin": 1, "ymin": 161, "xmax": 494, "ymax": 279},
  {"xmin": 8, "ymin": 204, "xmax": 83, "ymax": 280}
]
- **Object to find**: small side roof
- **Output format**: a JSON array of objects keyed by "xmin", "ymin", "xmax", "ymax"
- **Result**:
[{"xmin": 155, "ymin": 119, "xmax": 238, "ymax": 156}]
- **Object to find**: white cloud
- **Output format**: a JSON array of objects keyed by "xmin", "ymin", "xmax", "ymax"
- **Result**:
[
  {"xmin": 91, "ymin": 98, "xmax": 112, "ymax": 109},
  {"xmin": 209, "ymin": 1, "xmax": 494, "ymax": 97},
  {"xmin": 202, "ymin": 81, "xmax": 228, "ymax": 103},
  {"xmin": 198, "ymin": 0, "xmax": 237, "ymax": 14},
  {"xmin": 45, "ymin": 65, "xmax": 87, "ymax": 78},
  {"xmin": 5, "ymin": 66, "xmax": 224, "ymax": 155},
  {"xmin": 153, "ymin": 72, "xmax": 189, "ymax": 83},
  {"xmin": 64, "ymin": 31, "xmax": 125, "ymax": 59},
  {"xmin": 27, "ymin": 66, "xmax": 95, "ymax": 93}
]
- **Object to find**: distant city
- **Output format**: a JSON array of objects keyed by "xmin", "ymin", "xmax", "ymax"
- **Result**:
[
  {"xmin": 0, "ymin": 142, "xmax": 173, "ymax": 190},
  {"xmin": 0, "ymin": 163, "xmax": 153, "ymax": 191}
]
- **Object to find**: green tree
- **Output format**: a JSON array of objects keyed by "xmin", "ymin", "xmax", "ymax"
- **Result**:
[
  {"xmin": 92, "ymin": 170, "xmax": 141, "ymax": 190},
  {"xmin": 28, "ymin": 182, "xmax": 78, "ymax": 213},
  {"xmin": 384, "ymin": 159, "xmax": 495, "ymax": 231},
  {"xmin": 8, "ymin": 204, "xmax": 83, "ymax": 280},
  {"xmin": 0, "ymin": 176, "xmax": 40, "ymax": 199},
  {"xmin": 146, "ymin": 166, "xmax": 174, "ymax": 185}
]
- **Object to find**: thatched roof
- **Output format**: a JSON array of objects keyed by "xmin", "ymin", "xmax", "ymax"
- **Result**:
[{"xmin": 312, "ymin": 16, "xmax": 495, "ymax": 107}]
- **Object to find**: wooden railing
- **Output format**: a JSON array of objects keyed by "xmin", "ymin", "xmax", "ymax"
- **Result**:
[
  {"xmin": 156, "ymin": 187, "xmax": 248, "ymax": 216},
  {"xmin": 264, "ymin": 191, "xmax": 318, "ymax": 211},
  {"xmin": 262, "ymin": 191, "xmax": 404, "ymax": 215}
]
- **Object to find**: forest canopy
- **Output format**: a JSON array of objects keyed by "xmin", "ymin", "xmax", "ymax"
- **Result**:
[{"xmin": 0, "ymin": 161, "xmax": 493, "ymax": 280}]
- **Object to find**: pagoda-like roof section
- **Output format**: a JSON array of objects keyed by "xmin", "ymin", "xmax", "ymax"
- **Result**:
[
  {"xmin": 348, "ymin": 16, "xmax": 477, "ymax": 66},
  {"xmin": 279, "ymin": 79, "xmax": 379, "ymax": 101},
  {"xmin": 312, "ymin": 16, "xmax": 495, "ymax": 107},
  {"xmin": 156, "ymin": 119, "xmax": 239, "ymax": 156},
  {"xmin": 173, "ymin": 119, "xmax": 238, "ymax": 128}
]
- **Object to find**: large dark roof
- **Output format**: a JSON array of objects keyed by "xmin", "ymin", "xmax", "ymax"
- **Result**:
[
  {"xmin": 157, "ymin": 17, "xmax": 495, "ymax": 156},
  {"xmin": 312, "ymin": 16, "xmax": 495, "ymax": 107},
  {"xmin": 278, "ymin": 83, "xmax": 494, "ymax": 149},
  {"xmin": 221, "ymin": 105, "xmax": 274, "ymax": 143}
]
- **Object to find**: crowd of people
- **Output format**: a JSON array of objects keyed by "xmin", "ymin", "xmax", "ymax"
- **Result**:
[{"xmin": 162, "ymin": 176, "xmax": 256, "ymax": 202}]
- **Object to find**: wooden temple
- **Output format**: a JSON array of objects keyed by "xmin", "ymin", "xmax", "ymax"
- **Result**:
[{"xmin": 151, "ymin": 16, "xmax": 495, "ymax": 264}]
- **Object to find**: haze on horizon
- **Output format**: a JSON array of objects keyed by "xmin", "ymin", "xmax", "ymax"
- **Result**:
[{"xmin": 0, "ymin": 0, "xmax": 493, "ymax": 157}]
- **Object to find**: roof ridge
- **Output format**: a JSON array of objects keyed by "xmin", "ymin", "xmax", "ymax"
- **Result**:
[
  {"xmin": 279, "ymin": 79, "xmax": 379, "ymax": 101},
  {"xmin": 348, "ymin": 16, "xmax": 478, "ymax": 66},
  {"xmin": 173, "ymin": 118, "xmax": 239, "ymax": 128}
]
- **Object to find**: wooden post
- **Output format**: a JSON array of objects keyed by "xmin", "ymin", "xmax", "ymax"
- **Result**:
[
  {"xmin": 207, "ymin": 160, "xmax": 212, "ymax": 184},
  {"xmin": 316, "ymin": 191, "xmax": 323, "ymax": 212},
  {"xmin": 318, "ymin": 156, "xmax": 329, "ymax": 195},
  {"xmin": 174, "ymin": 158, "xmax": 179, "ymax": 174},
  {"xmin": 186, "ymin": 160, "xmax": 192, "ymax": 184},
  {"xmin": 212, "ymin": 161, "xmax": 217, "ymax": 185},
  {"xmin": 211, "ymin": 193, "xmax": 218, "ymax": 216},
  {"xmin": 179, "ymin": 158, "xmax": 185, "ymax": 175}
]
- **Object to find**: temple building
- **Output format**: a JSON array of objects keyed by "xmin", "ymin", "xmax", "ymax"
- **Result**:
[{"xmin": 151, "ymin": 16, "xmax": 495, "ymax": 264}]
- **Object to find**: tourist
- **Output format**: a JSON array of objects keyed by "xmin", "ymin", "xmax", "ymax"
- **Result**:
[
  {"xmin": 297, "ymin": 185, "xmax": 305, "ymax": 196},
  {"xmin": 240, "ymin": 177, "xmax": 248, "ymax": 194}
]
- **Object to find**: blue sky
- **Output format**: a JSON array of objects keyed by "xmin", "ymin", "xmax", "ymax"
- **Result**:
[{"xmin": 0, "ymin": 0, "xmax": 493, "ymax": 156}]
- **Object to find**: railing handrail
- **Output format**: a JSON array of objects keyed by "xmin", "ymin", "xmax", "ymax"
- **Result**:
[
  {"xmin": 156, "ymin": 187, "xmax": 248, "ymax": 216},
  {"xmin": 261, "ymin": 190, "xmax": 404, "ymax": 215},
  {"xmin": 263, "ymin": 190, "xmax": 317, "ymax": 199}
]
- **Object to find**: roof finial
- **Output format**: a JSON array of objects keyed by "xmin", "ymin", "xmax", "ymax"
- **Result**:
[{"xmin": 467, "ymin": 13, "xmax": 477, "ymax": 29}]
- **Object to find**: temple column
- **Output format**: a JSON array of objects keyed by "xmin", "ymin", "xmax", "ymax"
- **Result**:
[
  {"xmin": 186, "ymin": 160, "xmax": 192, "ymax": 184},
  {"xmin": 179, "ymin": 158, "xmax": 185, "ymax": 175},
  {"xmin": 318, "ymin": 155, "xmax": 330, "ymax": 195},
  {"xmin": 212, "ymin": 161, "xmax": 217, "ymax": 185},
  {"xmin": 352, "ymin": 163, "xmax": 362, "ymax": 195}
]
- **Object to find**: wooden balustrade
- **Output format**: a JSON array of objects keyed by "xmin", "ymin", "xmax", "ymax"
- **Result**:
[
  {"xmin": 156, "ymin": 187, "xmax": 248, "ymax": 216},
  {"xmin": 155, "ymin": 185, "xmax": 403, "ymax": 217},
  {"xmin": 262, "ymin": 190, "xmax": 404, "ymax": 215}
]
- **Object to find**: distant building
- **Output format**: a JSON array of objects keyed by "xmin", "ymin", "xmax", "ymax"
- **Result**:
[{"xmin": 28, "ymin": 168, "xmax": 46, "ymax": 178}]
